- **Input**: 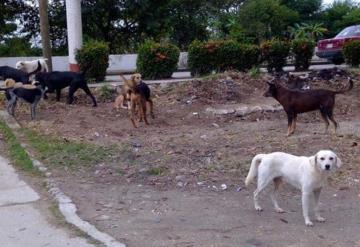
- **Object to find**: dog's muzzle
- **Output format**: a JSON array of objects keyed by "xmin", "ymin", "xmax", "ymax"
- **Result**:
[{"xmin": 325, "ymin": 164, "xmax": 331, "ymax": 170}]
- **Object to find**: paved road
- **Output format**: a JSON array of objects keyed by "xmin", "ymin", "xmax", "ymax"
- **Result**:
[{"xmin": 0, "ymin": 155, "xmax": 95, "ymax": 247}]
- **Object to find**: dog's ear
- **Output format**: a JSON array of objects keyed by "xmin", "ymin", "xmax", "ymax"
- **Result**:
[
  {"xmin": 130, "ymin": 75, "xmax": 135, "ymax": 81},
  {"xmin": 309, "ymin": 155, "xmax": 317, "ymax": 166},
  {"xmin": 335, "ymin": 156, "xmax": 342, "ymax": 168}
]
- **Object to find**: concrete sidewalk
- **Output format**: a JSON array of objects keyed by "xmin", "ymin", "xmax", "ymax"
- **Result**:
[{"xmin": 0, "ymin": 155, "xmax": 95, "ymax": 247}]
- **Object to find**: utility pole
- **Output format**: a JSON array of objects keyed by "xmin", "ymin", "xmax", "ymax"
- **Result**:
[{"xmin": 39, "ymin": 0, "xmax": 53, "ymax": 71}]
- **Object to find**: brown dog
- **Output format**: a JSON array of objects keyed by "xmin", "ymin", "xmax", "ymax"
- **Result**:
[
  {"xmin": 114, "ymin": 73, "xmax": 142, "ymax": 110},
  {"xmin": 264, "ymin": 78, "xmax": 353, "ymax": 136},
  {"xmin": 128, "ymin": 81, "xmax": 154, "ymax": 128}
]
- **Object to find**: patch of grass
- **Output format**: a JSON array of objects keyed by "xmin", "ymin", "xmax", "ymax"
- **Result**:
[
  {"xmin": 0, "ymin": 120, "xmax": 35, "ymax": 172},
  {"xmin": 249, "ymin": 66, "xmax": 260, "ymax": 78},
  {"xmin": 146, "ymin": 166, "xmax": 168, "ymax": 176},
  {"xmin": 23, "ymin": 129, "xmax": 117, "ymax": 169},
  {"xmin": 98, "ymin": 84, "xmax": 115, "ymax": 100}
]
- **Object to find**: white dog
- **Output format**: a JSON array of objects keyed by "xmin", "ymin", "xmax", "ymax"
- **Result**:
[
  {"xmin": 245, "ymin": 150, "xmax": 341, "ymax": 226},
  {"xmin": 16, "ymin": 58, "xmax": 49, "ymax": 80}
]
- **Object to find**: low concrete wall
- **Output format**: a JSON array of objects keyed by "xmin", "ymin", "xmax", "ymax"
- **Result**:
[{"xmin": 0, "ymin": 52, "xmax": 188, "ymax": 73}]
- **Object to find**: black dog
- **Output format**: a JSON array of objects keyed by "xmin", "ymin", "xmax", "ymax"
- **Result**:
[
  {"xmin": 1, "ymin": 83, "xmax": 44, "ymax": 120},
  {"xmin": 0, "ymin": 66, "xmax": 30, "ymax": 84},
  {"xmin": 35, "ymin": 71, "xmax": 97, "ymax": 107}
]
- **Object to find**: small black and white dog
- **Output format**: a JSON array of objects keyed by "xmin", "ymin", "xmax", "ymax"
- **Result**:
[
  {"xmin": 1, "ymin": 81, "xmax": 44, "ymax": 120},
  {"xmin": 35, "ymin": 71, "xmax": 97, "ymax": 107},
  {"xmin": 0, "ymin": 66, "xmax": 30, "ymax": 84}
]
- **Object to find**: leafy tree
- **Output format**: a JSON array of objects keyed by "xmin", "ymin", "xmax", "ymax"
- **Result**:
[
  {"xmin": 168, "ymin": 0, "xmax": 209, "ymax": 50},
  {"xmin": 0, "ymin": 0, "xmax": 29, "ymax": 40},
  {"xmin": 321, "ymin": 0, "xmax": 357, "ymax": 37},
  {"xmin": 341, "ymin": 8, "xmax": 360, "ymax": 27},
  {"xmin": 236, "ymin": 0, "xmax": 299, "ymax": 42},
  {"xmin": 281, "ymin": 0, "xmax": 322, "ymax": 21},
  {"xmin": 0, "ymin": 38, "xmax": 41, "ymax": 56}
]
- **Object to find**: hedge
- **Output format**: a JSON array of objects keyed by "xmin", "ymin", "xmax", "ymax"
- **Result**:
[
  {"xmin": 343, "ymin": 40, "xmax": 360, "ymax": 67},
  {"xmin": 75, "ymin": 40, "xmax": 109, "ymax": 82},
  {"xmin": 291, "ymin": 38, "xmax": 315, "ymax": 71},
  {"xmin": 188, "ymin": 40, "xmax": 260, "ymax": 76},
  {"xmin": 261, "ymin": 39, "xmax": 290, "ymax": 72},
  {"xmin": 137, "ymin": 41, "xmax": 180, "ymax": 79}
]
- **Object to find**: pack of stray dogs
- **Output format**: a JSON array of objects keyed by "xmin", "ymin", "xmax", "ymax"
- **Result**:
[
  {"xmin": 0, "ymin": 58, "xmax": 154, "ymax": 127},
  {"xmin": 1, "ymin": 58, "xmax": 356, "ymax": 227}
]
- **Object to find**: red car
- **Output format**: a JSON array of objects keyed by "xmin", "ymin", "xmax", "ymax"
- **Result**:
[{"xmin": 316, "ymin": 25, "xmax": 360, "ymax": 64}]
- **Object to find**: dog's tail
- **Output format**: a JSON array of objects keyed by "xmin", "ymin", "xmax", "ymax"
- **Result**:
[
  {"xmin": 335, "ymin": 77, "xmax": 353, "ymax": 94},
  {"xmin": 245, "ymin": 154, "xmax": 265, "ymax": 187}
]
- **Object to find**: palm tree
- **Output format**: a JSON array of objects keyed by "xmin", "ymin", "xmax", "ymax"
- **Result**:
[{"xmin": 290, "ymin": 23, "xmax": 328, "ymax": 41}]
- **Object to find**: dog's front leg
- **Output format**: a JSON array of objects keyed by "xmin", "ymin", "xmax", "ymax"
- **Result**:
[
  {"xmin": 314, "ymin": 188, "xmax": 326, "ymax": 222},
  {"xmin": 302, "ymin": 190, "xmax": 313, "ymax": 226}
]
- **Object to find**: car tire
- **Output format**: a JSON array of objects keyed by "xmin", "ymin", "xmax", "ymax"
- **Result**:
[{"xmin": 331, "ymin": 57, "xmax": 344, "ymax": 65}]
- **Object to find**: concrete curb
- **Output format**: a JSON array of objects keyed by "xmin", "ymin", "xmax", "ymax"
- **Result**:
[{"xmin": 0, "ymin": 110, "xmax": 126, "ymax": 247}]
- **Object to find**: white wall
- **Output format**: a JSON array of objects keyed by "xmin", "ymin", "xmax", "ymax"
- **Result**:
[{"xmin": 0, "ymin": 52, "xmax": 189, "ymax": 73}]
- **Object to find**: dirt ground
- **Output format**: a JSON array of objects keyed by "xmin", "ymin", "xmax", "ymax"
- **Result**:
[{"xmin": 10, "ymin": 71, "xmax": 360, "ymax": 246}]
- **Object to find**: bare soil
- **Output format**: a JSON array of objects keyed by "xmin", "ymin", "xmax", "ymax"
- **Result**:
[{"xmin": 9, "ymin": 71, "xmax": 360, "ymax": 246}]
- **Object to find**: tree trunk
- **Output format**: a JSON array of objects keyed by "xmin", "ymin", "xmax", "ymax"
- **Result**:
[{"xmin": 39, "ymin": 0, "xmax": 53, "ymax": 71}]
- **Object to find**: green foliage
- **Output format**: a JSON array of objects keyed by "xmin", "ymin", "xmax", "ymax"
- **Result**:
[
  {"xmin": 281, "ymin": 0, "xmax": 322, "ymax": 21},
  {"xmin": 0, "ymin": 38, "xmax": 41, "ymax": 57},
  {"xmin": 168, "ymin": 0, "xmax": 210, "ymax": 50},
  {"xmin": 261, "ymin": 39, "xmax": 290, "ymax": 72},
  {"xmin": 289, "ymin": 23, "xmax": 327, "ymax": 40},
  {"xmin": 321, "ymin": 1, "xmax": 358, "ymax": 38},
  {"xmin": 24, "ymin": 129, "xmax": 116, "ymax": 169},
  {"xmin": 291, "ymin": 38, "xmax": 315, "ymax": 71},
  {"xmin": 188, "ymin": 40, "xmax": 260, "ymax": 76},
  {"xmin": 0, "ymin": 0, "xmax": 29, "ymax": 40},
  {"xmin": 343, "ymin": 40, "xmax": 360, "ymax": 67},
  {"xmin": 237, "ymin": 0, "xmax": 299, "ymax": 42},
  {"xmin": 0, "ymin": 120, "xmax": 35, "ymax": 172},
  {"xmin": 99, "ymin": 85, "xmax": 115, "ymax": 100},
  {"xmin": 75, "ymin": 40, "xmax": 109, "ymax": 82},
  {"xmin": 146, "ymin": 166, "xmax": 168, "ymax": 176},
  {"xmin": 137, "ymin": 41, "xmax": 180, "ymax": 79},
  {"xmin": 249, "ymin": 66, "xmax": 261, "ymax": 78}
]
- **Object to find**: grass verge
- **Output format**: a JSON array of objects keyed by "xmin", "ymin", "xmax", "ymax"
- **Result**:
[
  {"xmin": 0, "ymin": 120, "xmax": 35, "ymax": 172},
  {"xmin": 23, "ymin": 129, "xmax": 117, "ymax": 169}
]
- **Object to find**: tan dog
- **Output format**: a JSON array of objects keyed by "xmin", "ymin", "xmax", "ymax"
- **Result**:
[
  {"xmin": 4, "ymin": 78, "xmax": 36, "ymax": 89},
  {"xmin": 114, "ymin": 73, "xmax": 142, "ymax": 110}
]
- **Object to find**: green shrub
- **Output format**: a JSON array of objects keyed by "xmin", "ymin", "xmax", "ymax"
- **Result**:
[
  {"xmin": 188, "ymin": 40, "xmax": 218, "ymax": 76},
  {"xmin": 188, "ymin": 40, "xmax": 260, "ymax": 76},
  {"xmin": 343, "ymin": 40, "xmax": 360, "ymax": 67},
  {"xmin": 249, "ymin": 66, "xmax": 260, "ymax": 78},
  {"xmin": 137, "ymin": 41, "xmax": 180, "ymax": 79},
  {"xmin": 261, "ymin": 39, "xmax": 290, "ymax": 72},
  {"xmin": 99, "ymin": 85, "xmax": 115, "ymax": 101},
  {"xmin": 291, "ymin": 38, "xmax": 315, "ymax": 71},
  {"xmin": 75, "ymin": 40, "xmax": 109, "ymax": 82}
]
